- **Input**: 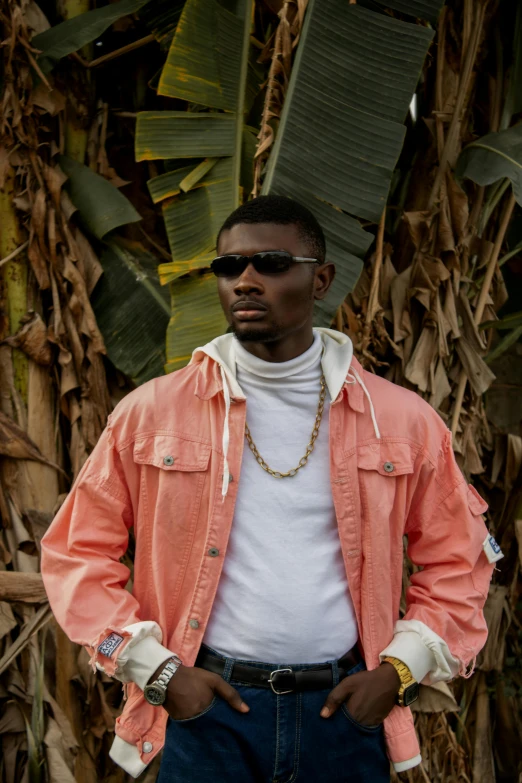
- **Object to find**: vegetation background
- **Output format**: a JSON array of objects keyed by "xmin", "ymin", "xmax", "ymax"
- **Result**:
[{"xmin": 0, "ymin": 0, "xmax": 521, "ymax": 780}]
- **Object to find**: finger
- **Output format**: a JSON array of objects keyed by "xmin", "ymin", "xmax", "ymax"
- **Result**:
[
  {"xmin": 320, "ymin": 679, "xmax": 356, "ymax": 718},
  {"xmin": 212, "ymin": 677, "xmax": 250, "ymax": 713}
]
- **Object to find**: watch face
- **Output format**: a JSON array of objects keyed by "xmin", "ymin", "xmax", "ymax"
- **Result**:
[
  {"xmin": 403, "ymin": 682, "xmax": 419, "ymax": 707},
  {"xmin": 144, "ymin": 684, "xmax": 166, "ymax": 706}
]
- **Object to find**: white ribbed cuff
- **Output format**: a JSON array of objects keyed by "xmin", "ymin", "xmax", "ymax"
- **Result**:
[
  {"xmin": 121, "ymin": 635, "xmax": 175, "ymax": 691},
  {"xmin": 393, "ymin": 754, "xmax": 422, "ymax": 772},
  {"xmin": 380, "ymin": 630, "xmax": 436, "ymax": 684},
  {"xmin": 110, "ymin": 735, "xmax": 147, "ymax": 778}
]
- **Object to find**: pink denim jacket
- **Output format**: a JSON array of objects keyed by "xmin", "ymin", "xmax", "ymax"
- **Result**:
[{"xmin": 41, "ymin": 329, "xmax": 495, "ymax": 777}]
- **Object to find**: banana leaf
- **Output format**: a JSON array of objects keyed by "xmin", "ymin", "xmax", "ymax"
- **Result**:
[
  {"xmin": 262, "ymin": 0, "xmax": 442, "ymax": 324},
  {"xmin": 139, "ymin": 0, "xmax": 186, "ymax": 50},
  {"xmin": 166, "ymin": 272, "xmax": 228, "ymax": 373},
  {"xmin": 481, "ymin": 311, "xmax": 522, "ymax": 331},
  {"xmin": 135, "ymin": 0, "xmax": 254, "ymax": 370},
  {"xmin": 456, "ymin": 125, "xmax": 522, "ymax": 206},
  {"xmin": 91, "ymin": 240, "xmax": 170, "ymax": 385},
  {"xmin": 139, "ymin": 0, "xmax": 441, "ymax": 366},
  {"xmin": 373, "ymin": 0, "xmax": 441, "ymax": 23},
  {"xmin": 485, "ymin": 325, "xmax": 522, "ymax": 364},
  {"xmin": 59, "ymin": 155, "xmax": 141, "ymax": 239},
  {"xmin": 33, "ymin": 0, "xmax": 151, "ymax": 74}
]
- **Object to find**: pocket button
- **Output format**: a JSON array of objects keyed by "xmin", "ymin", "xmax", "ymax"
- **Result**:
[
  {"xmin": 163, "ymin": 455, "xmax": 175, "ymax": 466},
  {"xmin": 383, "ymin": 461, "xmax": 394, "ymax": 473}
]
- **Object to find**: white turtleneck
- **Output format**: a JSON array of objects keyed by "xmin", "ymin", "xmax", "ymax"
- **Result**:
[{"xmin": 203, "ymin": 333, "xmax": 358, "ymax": 663}]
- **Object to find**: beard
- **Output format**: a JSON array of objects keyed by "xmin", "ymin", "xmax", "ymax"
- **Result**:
[{"xmin": 230, "ymin": 322, "xmax": 283, "ymax": 343}]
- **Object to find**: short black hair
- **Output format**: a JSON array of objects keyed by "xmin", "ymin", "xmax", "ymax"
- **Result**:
[{"xmin": 217, "ymin": 195, "xmax": 326, "ymax": 262}]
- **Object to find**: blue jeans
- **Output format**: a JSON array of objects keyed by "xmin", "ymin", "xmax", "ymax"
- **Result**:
[{"xmin": 157, "ymin": 646, "xmax": 390, "ymax": 783}]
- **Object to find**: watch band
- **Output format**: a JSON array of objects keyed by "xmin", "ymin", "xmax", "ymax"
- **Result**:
[
  {"xmin": 382, "ymin": 656, "xmax": 418, "ymax": 707},
  {"xmin": 144, "ymin": 654, "xmax": 182, "ymax": 706},
  {"xmin": 156, "ymin": 655, "xmax": 182, "ymax": 690}
]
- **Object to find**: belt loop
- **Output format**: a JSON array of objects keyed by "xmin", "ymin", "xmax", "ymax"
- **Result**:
[
  {"xmin": 221, "ymin": 656, "xmax": 235, "ymax": 683},
  {"xmin": 331, "ymin": 659, "xmax": 340, "ymax": 687}
]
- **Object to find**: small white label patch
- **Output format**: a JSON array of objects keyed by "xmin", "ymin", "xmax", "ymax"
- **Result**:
[
  {"xmin": 482, "ymin": 534, "xmax": 504, "ymax": 565},
  {"xmin": 98, "ymin": 632, "xmax": 125, "ymax": 657}
]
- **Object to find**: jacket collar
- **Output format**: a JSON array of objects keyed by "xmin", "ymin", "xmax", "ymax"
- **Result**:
[{"xmin": 190, "ymin": 328, "xmax": 358, "ymax": 404}]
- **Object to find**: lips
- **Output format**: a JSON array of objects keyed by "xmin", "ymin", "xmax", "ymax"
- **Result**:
[
  {"xmin": 232, "ymin": 301, "xmax": 267, "ymax": 312},
  {"xmin": 231, "ymin": 301, "xmax": 268, "ymax": 320}
]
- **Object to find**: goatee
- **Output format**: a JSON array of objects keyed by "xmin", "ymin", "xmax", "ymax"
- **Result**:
[{"xmin": 231, "ymin": 323, "xmax": 282, "ymax": 343}]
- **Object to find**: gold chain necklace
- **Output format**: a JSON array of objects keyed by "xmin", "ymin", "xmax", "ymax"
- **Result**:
[{"xmin": 244, "ymin": 375, "xmax": 326, "ymax": 479}]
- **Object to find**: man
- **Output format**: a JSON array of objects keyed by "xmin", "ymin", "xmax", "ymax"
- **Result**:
[{"xmin": 41, "ymin": 196, "xmax": 497, "ymax": 782}]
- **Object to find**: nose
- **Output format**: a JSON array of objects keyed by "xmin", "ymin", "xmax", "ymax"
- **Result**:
[{"xmin": 233, "ymin": 262, "xmax": 264, "ymax": 296}]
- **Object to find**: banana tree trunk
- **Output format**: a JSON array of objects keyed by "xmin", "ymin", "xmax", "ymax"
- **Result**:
[
  {"xmin": 60, "ymin": 0, "xmax": 92, "ymax": 163},
  {"xmin": 0, "ymin": 171, "xmax": 28, "ymax": 402}
]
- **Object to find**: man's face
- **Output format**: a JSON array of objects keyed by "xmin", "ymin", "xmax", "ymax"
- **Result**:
[{"xmin": 216, "ymin": 222, "xmax": 327, "ymax": 346}]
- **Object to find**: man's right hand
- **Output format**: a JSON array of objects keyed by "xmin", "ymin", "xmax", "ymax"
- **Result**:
[{"xmin": 148, "ymin": 663, "xmax": 250, "ymax": 721}]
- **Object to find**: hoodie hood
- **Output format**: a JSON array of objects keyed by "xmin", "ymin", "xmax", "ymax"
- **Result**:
[
  {"xmin": 190, "ymin": 328, "xmax": 380, "ymax": 499},
  {"xmin": 190, "ymin": 327, "xmax": 354, "ymax": 404}
]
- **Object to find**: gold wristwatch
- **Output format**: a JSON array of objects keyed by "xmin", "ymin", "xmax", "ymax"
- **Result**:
[{"xmin": 382, "ymin": 657, "xmax": 419, "ymax": 707}]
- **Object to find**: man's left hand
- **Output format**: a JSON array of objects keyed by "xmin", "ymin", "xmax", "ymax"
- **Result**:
[{"xmin": 320, "ymin": 663, "xmax": 401, "ymax": 726}]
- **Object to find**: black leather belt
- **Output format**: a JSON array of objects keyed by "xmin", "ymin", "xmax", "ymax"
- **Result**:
[{"xmin": 196, "ymin": 645, "xmax": 361, "ymax": 695}]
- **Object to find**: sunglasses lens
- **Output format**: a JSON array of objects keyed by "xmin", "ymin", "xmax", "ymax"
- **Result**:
[
  {"xmin": 253, "ymin": 252, "xmax": 292, "ymax": 274},
  {"xmin": 211, "ymin": 256, "xmax": 246, "ymax": 277},
  {"xmin": 211, "ymin": 252, "xmax": 293, "ymax": 277}
]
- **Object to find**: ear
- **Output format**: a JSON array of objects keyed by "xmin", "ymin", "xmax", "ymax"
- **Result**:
[{"xmin": 313, "ymin": 263, "xmax": 336, "ymax": 301}]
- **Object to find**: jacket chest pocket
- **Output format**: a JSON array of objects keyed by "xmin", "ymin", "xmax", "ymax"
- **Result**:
[
  {"xmin": 132, "ymin": 434, "xmax": 211, "ymax": 539},
  {"xmin": 356, "ymin": 442, "xmax": 414, "ymax": 528}
]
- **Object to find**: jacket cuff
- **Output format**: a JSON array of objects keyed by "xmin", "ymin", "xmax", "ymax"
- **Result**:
[
  {"xmin": 393, "ymin": 754, "xmax": 422, "ymax": 772},
  {"xmin": 93, "ymin": 621, "xmax": 176, "ymax": 690},
  {"xmin": 379, "ymin": 619, "xmax": 460, "ymax": 684},
  {"xmin": 110, "ymin": 735, "xmax": 147, "ymax": 778},
  {"xmin": 120, "ymin": 635, "xmax": 175, "ymax": 691},
  {"xmin": 380, "ymin": 630, "xmax": 436, "ymax": 684}
]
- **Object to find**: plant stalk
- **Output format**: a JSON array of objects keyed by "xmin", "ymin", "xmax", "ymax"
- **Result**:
[
  {"xmin": 0, "ymin": 172, "xmax": 28, "ymax": 402},
  {"xmin": 451, "ymin": 192, "xmax": 516, "ymax": 437}
]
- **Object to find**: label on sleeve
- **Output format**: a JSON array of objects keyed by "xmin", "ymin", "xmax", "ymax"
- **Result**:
[
  {"xmin": 482, "ymin": 534, "xmax": 504, "ymax": 564},
  {"xmin": 98, "ymin": 632, "xmax": 125, "ymax": 657}
]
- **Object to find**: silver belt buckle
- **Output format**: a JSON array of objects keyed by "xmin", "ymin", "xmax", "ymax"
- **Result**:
[{"xmin": 268, "ymin": 667, "xmax": 294, "ymax": 695}]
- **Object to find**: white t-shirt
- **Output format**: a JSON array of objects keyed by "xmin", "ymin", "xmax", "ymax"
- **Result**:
[{"xmin": 203, "ymin": 333, "xmax": 358, "ymax": 663}]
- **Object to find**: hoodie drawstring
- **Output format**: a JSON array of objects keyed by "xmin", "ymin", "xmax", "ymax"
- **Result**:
[
  {"xmin": 346, "ymin": 368, "xmax": 381, "ymax": 440},
  {"xmin": 220, "ymin": 365, "xmax": 232, "ymax": 500}
]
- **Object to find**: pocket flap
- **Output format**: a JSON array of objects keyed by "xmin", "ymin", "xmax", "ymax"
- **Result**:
[
  {"xmin": 467, "ymin": 484, "xmax": 488, "ymax": 516},
  {"xmin": 357, "ymin": 442, "xmax": 415, "ymax": 476},
  {"xmin": 133, "ymin": 434, "xmax": 211, "ymax": 472}
]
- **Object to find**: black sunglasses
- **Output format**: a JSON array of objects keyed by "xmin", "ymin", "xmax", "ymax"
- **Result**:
[{"xmin": 211, "ymin": 251, "xmax": 320, "ymax": 278}]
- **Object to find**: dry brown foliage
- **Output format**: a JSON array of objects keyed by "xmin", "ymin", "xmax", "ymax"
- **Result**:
[{"xmin": 0, "ymin": 0, "xmax": 521, "ymax": 781}]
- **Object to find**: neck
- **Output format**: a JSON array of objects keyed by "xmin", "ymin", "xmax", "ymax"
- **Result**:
[{"xmin": 234, "ymin": 326, "xmax": 315, "ymax": 363}]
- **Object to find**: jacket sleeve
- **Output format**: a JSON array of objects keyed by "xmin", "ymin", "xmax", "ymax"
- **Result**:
[
  {"xmin": 379, "ymin": 429, "xmax": 498, "ymax": 684},
  {"xmin": 41, "ymin": 416, "xmax": 173, "ymax": 689}
]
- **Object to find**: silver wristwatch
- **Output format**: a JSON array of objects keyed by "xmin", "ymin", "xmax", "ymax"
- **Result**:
[{"xmin": 144, "ymin": 655, "xmax": 182, "ymax": 706}]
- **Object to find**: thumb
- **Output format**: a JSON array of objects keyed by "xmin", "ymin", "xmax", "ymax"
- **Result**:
[
  {"xmin": 320, "ymin": 676, "xmax": 356, "ymax": 718},
  {"xmin": 212, "ymin": 676, "xmax": 250, "ymax": 714}
]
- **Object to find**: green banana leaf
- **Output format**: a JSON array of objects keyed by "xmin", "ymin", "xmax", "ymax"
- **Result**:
[
  {"xmin": 135, "ymin": 0, "xmax": 254, "ymax": 371},
  {"xmin": 139, "ymin": 0, "xmax": 186, "ymax": 50},
  {"xmin": 373, "ymin": 0, "xmax": 441, "ymax": 23},
  {"xmin": 91, "ymin": 240, "xmax": 170, "ymax": 385},
  {"xmin": 456, "ymin": 124, "xmax": 522, "ymax": 206},
  {"xmin": 485, "ymin": 325, "xmax": 522, "ymax": 364},
  {"xmin": 33, "ymin": 0, "xmax": 151, "ymax": 74},
  {"xmin": 136, "ymin": 113, "xmax": 236, "ymax": 160},
  {"xmin": 262, "ymin": 0, "xmax": 442, "ymax": 324},
  {"xmin": 166, "ymin": 272, "xmax": 228, "ymax": 373},
  {"xmin": 59, "ymin": 155, "xmax": 141, "ymax": 240},
  {"xmin": 138, "ymin": 0, "xmax": 442, "ymax": 368},
  {"xmin": 481, "ymin": 311, "xmax": 522, "ymax": 331}
]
